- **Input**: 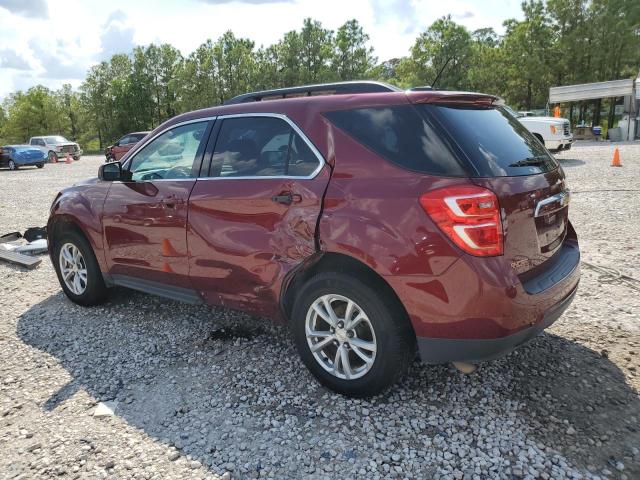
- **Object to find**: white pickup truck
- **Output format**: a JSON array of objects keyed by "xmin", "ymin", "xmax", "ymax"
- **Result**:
[
  {"xmin": 28, "ymin": 135, "xmax": 83, "ymax": 162},
  {"xmin": 504, "ymin": 107, "xmax": 573, "ymax": 152}
]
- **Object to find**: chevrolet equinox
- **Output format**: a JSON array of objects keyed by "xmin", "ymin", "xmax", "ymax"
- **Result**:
[{"xmin": 48, "ymin": 82, "xmax": 580, "ymax": 397}]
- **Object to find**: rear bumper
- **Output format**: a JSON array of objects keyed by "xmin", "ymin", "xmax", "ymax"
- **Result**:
[
  {"xmin": 385, "ymin": 227, "xmax": 581, "ymax": 364},
  {"xmin": 416, "ymin": 282, "xmax": 578, "ymax": 363}
]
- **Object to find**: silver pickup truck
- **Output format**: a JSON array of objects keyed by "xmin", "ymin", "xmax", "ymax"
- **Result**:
[{"xmin": 29, "ymin": 136, "xmax": 83, "ymax": 162}]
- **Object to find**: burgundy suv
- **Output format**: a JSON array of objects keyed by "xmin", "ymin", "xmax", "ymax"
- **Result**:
[{"xmin": 48, "ymin": 82, "xmax": 580, "ymax": 397}]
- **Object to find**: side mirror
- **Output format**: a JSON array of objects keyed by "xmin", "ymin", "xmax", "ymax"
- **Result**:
[{"xmin": 99, "ymin": 162, "xmax": 123, "ymax": 181}]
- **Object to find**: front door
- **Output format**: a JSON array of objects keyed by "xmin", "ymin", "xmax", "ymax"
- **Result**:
[
  {"xmin": 102, "ymin": 120, "xmax": 211, "ymax": 289},
  {"xmin": 187, "ymin": 114, "xmax": 330, "ymax": 317}
]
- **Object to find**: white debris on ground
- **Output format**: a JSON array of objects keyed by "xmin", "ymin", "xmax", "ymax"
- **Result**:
[{"xmin": 0, "ymin": 146, "xmax": 638, "ymax": 480}]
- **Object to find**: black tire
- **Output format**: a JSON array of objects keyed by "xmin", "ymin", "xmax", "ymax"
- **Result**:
[
  {"xmin": 48, "ymin": 151, "xmax": 58, "ymax": 163},
  {"xmin": 292, "ymin": 272, "xmax": 416, "ymax": 397},
  {"xmin": 36, "ymin": 163, "xmax": 44, "ymax": 169},
  {"xmin": 52, "ymin": 229, "xmax": 109, "ymax": 306},
  {"xmin": 8, "ymin": 160, "xmax": 17, "ymax": 170}
]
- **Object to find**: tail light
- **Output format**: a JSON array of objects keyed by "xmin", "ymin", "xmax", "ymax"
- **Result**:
[{"xmin": 419, "ymin": 186, "xmax": 503, "ymax": 256}]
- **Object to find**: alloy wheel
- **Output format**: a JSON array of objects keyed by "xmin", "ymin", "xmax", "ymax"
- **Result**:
[
  {"xmin": 8, "ymin": 160, "xmax": 16, "ymax": 170},
  {"xmin": 59, "ymin": 243, "xmax": 88, "ymax": 295},
  {"xmin": 305, "ymin": 294, "xmax": 377, "ymax": 380}
]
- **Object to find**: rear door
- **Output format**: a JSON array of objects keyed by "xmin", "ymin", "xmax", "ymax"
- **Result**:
[
  {"xmin": 187, "ymin": 114, "xmax": 330, "ymax": 318},
  {"xmin": 102, "ymin": 120, "xmax": 212, "ymax": 289}
]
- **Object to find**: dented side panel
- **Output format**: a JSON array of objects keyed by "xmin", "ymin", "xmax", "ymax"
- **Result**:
[{"xmin": 187, "ymin": 167, "xmax": 331, "ymax": 319}]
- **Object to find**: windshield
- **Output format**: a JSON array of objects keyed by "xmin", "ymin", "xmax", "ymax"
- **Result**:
[{"xmin": 45, "ymin": 136, "xmax": 70, "ymax": 144}]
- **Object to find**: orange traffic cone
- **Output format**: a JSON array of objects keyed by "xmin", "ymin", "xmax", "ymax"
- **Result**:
[
  {"xmin": 161, "ymin": 239, "xmax": 180, "ymax": 257},
  {"xmin": 65, "ymin": 153, "xmax": 72, "ymax": 164},
  {"xmin": 162, "ymin": 261, "xmax": 174, "ymax": 273},
  {"xmin": 611, "ymin": 147, "xmax": 621, "ymax": 167}
]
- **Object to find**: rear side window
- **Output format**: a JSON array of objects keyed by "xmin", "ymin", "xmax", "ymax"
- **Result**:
[
  {"xmin": 324, "ymin": 106, "xmax": 469, "ymax": 176},
  {"xmin": 325, "ymin": 105, "xmax": 558, "ymax": 177},
  {"xmin": 211, "ymin": 116, "xmax": 320, "ymax": 178},
  {"xmin": 424, "ymin": 105, "xmax": 558, "ymax": 177}
]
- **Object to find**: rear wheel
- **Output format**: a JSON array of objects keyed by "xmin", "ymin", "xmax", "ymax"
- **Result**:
[
  {"xmin": 53, "ymin": 230, "xmax": 108, "ymax": 306},
  {"xmin": 292, "ymin": 272, "xmax": 415, "ymax": 397},
  {"xmin": 36, "ymin": 163, "xmax": 44, "ymax": 169},
  {"xmin": 8, "ymin": 160, "xmax": 17, "ymax": 170},
  {"xmin": 48, "ymin": 151, "xmax": 58, "ymax": 163}
]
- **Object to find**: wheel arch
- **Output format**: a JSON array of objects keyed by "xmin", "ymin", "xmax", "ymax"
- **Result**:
[
  {"xmin": 48, "ymin": 214, "xmax": 105, "ymax": 271},
  {"xmin": 280, "ymin": 252, "xmax": 416, "ymax": 338}
]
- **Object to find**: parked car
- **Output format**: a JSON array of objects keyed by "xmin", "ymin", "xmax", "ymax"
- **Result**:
[
  {"xmin": 505, "ymin": 106, "xmax": 573, "ymax": 152},
  {"xmin": 29, "ymin": 135, "xmax": 82, "ymax": 162},
  {"xmin": 0, "ymin": 145, "xmax": 46, "ymax": 170},
  {"xmin": 47, "ymin": 82, "xmax": 580, "ymax": 397},
  {"xmin": 105, "ymin": 132, "xmax": 149, "ymax": 162}
]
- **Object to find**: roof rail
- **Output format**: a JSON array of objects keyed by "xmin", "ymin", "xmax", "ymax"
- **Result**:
[{"xmin": 224, "ymin": 81, "xmax": 400, "ymax": 105}]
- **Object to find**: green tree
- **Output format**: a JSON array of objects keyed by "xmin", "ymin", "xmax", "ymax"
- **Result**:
[
  {"xmin": 332, "ymin": 19, "xmax": 377, "ymax": 80},
  {"xmin": 403, "ymin": 16, "xmax": 474, "ymax": 89}
]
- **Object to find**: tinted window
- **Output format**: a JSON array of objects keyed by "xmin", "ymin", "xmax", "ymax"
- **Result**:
[
  {"xmin": 425, "ymin": 105, "xmax": 557, "ymax": 176},
  {"xmin": 211, "ymin": 116, "xmax": 319, "ymax": 178},
  {"xmin": 325, "ymin": 106, "xmax": 469, "ymax": 176},
  {"xmin": 325, "ymin": 105, "xmax": 558, "ymax": 177},
  {"xmin": 128, "ymin": 121, "xmax": 208, "ymax": 181}
]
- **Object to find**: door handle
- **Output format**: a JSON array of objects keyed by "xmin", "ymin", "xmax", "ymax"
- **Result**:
[{"xmin": 271, "ymin": 193, "xmax": 302, "ymax": 205}]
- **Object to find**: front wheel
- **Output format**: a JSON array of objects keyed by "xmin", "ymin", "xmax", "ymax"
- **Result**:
[
  {"xmin": 53, "ymin": 230, "xmax": 108, "ymax": 306},
  {"xmin": 8, "ymin": 160, "xmax": 17, "ymax": 170},
  {"xmin": 36, "ymin": 163, "xmax": 44, "ymax": 169},
  {"xmin": 292, "ymin": 272, "xmax": 416, "ymax": 397}
]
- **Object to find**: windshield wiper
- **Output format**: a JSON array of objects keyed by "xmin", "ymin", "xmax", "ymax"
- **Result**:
[{"xmin": 508, "ymin": 156, "xmax": 549, "ymax": 167}]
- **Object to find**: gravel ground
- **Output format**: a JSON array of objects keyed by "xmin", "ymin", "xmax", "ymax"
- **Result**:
[{"xmin": 0, "ymin": 144, "xmax": 639, "ymax": 480}]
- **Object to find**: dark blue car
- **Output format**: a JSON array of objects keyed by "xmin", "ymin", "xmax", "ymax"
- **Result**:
[{"xmin": 0, "ymin": 145, "xmax": 46, "ymax": 170}]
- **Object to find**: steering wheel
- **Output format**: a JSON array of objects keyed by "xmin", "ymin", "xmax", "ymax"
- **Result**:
[{"xmin": 164, "ymin": 165, "xmax": 192, "ymax": 179}]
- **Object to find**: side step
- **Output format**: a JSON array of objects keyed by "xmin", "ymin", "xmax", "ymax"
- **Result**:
[{"xmin": 108, "ymin": 274, "xmax": 203, "ymax": 304}]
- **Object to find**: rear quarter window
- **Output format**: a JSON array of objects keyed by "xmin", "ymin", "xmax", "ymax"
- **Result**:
[
  {"xmin": 324, "ymin": 106, "xmax": 469, "ymax": 176},
  {"xmin": 325, "ymin": 104, "xmax": 559, "ymax": 177}
]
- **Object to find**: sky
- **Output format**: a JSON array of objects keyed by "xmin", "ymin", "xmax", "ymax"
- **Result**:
[{"xmin": 0, "ymin": 0, "xmax": 523, "ymax": 100}]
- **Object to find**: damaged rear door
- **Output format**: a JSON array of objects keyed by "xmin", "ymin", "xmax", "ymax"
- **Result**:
[{"xmin": 187, "ymin": 114, "xmax": 330, "ymax": 318}]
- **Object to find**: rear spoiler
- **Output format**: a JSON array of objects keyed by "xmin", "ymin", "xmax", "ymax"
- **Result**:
[{"xmin": 406, "ymin": 91, "xmax": 501, "ymax": 107}]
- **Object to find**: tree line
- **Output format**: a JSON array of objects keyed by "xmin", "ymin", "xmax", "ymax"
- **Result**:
[{"xmin": 1, "ymin": 0, "xmax": 638, "ymax": 150}]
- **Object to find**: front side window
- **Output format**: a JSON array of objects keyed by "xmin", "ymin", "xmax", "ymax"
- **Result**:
[
  {"xmin": 211, "ymin": 116, "xmax": 320, "ymax": 178},
  {"xmin": 127, "ymin": 121, "xmax": 208, "ymax": 181}
]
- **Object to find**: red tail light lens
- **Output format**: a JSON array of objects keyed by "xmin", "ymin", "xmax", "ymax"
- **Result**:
[{"xmin": 419, "ymin": 186, "xmax": 503, "ymax": 256}]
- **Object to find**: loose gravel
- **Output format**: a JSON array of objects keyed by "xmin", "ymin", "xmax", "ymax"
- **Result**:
[{"xmin": 0, "ymin": 144, "xmax": 639, "ymax": 480}]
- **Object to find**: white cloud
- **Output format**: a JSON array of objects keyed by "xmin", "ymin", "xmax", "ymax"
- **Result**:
[
  {"xmin": 0, "ymin": 0, "xmax": 48, "ymax": 19},
  {"xmin": 98, "ymin": 10, "xmax": 136, "ymax": 61},
  {"xmin": 0, "ymin": 0, "xmax": 523, "ymax": 100}
]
